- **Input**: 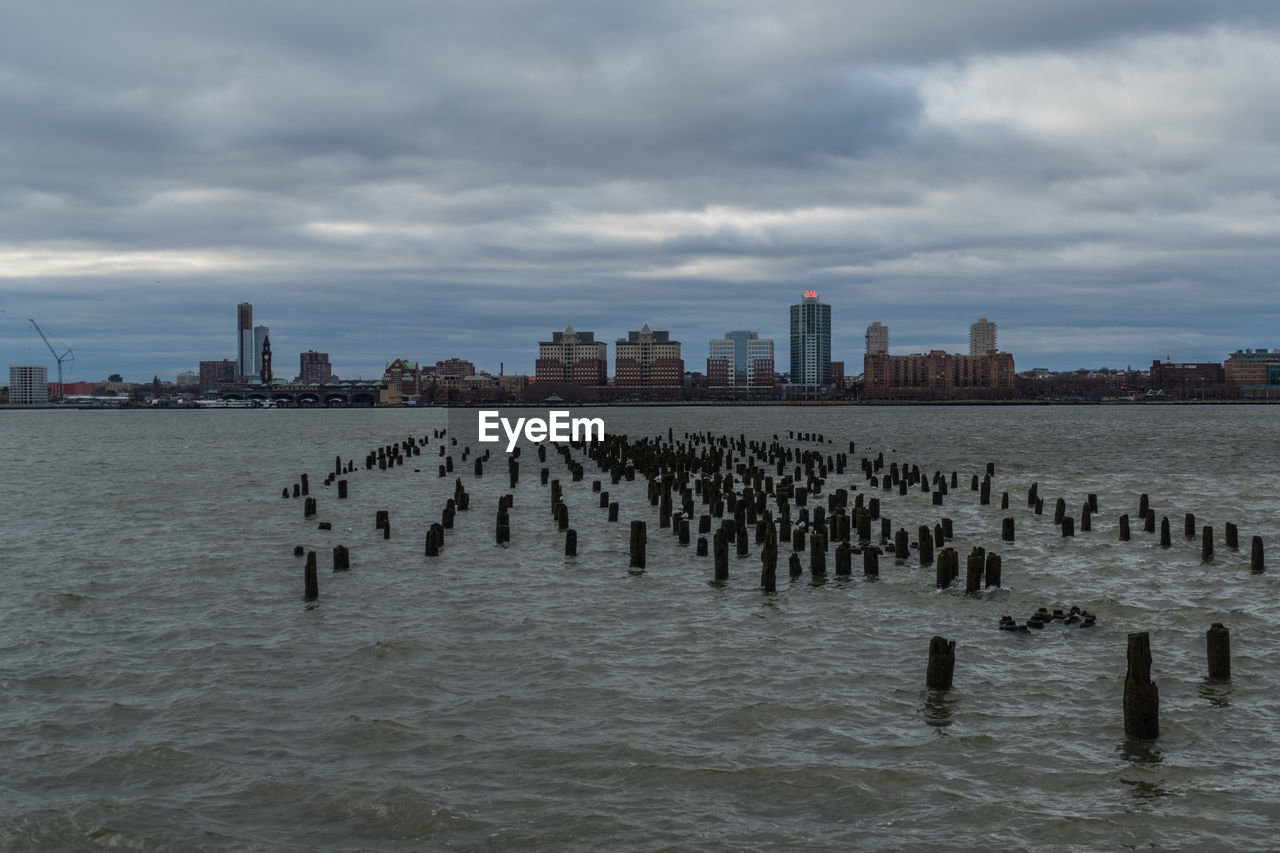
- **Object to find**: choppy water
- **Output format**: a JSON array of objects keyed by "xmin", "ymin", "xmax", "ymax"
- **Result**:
[{"xmin": 2, "ymin": 405, "xmax": 1278, "ymax": 851}]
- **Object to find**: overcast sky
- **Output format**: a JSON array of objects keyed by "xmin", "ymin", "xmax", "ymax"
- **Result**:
[{"xmin": 3, "ymin": 1, "xmax": 1279, "ymax": 383}]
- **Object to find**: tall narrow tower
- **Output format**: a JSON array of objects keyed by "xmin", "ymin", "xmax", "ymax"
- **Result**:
[
  {"xmin": 789, "ymin": 291, "xmax": 832, "ymax": 387},
  {"xmin": 260, "ymin": 334, "xmax": 273, "ymax": 383},
  {"xmin": 237, "ymin": 303, "xmax": 253, "ymax": 380},
  {"xmin": 969, "ymin": 318, "xmax": 997, "ymax": 355}
]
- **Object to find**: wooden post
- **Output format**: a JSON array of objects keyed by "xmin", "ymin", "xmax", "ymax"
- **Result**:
[
  {"xmin": 984, "ymin": 552, "xmax": 1001, "ymax": 588},
  {"xmin": 332, "ymin": 545, "xmax": 350, "ymax": 572},
  {"xmin": 304, "ymin": 551, "xmax": 318, "ymax": 601},
  {"xmin": 965, "ymin": 550, "xmax": 983, "ymax": 593},
  {"xmin": 1202, "ymin": 526, "xmax": 1214, "ymax": 562},
  {"xmin": 926, "ymin": 636, "xmax": 955, "ymax": 690},
  {"xmin": 1251, "ymin": 536, "xmax": 1264, "ymax": 572},
  {"xmin": 809, "ymin": 534, "xmax": 825, "ymax": 576},
  {"xmin": 1206, "ymin": 623, "xmax": 1230, "ymax": 680},
  {"xmin": 935, "ymin": 549, "xmax": 951, "ymax": 589},
  {"xmin": 863, "ymin": 546, "xmax": 879, "ymax": 577},
  {"xmin": 1002, "ymin": 517, "xmax": 1014, "ymax": 542},
  {"xmin": 1119, "ymin": 514, "xmax": 1130, "ymax": 541},
  {"xmin": 304, "ymin": 497, "xmax": 316, "ymax": 518},
  {"xmin": 835, "ymin": 541, "xmax": 851, "ymax": 575},
  {"xmin": 1123, "ymin": 632, "xmax": 1159, "ymax": 740},
  {"xmin": 894, "ymin": 528, "xmax": 908, "ymax": 559},
  {"xmin": 1144, "ymin": 508, "xmax": 1155, "ymax": 533},
  {"xmin": 630, "ymin": 521, "xmax": 646, "ymax": 569},
  {"xmin": 565, "ymin": 529, "xmax": 577, "ymax": 556},
  {"xmin": 337, "ymin": 480, "xmax": 348, "ymax": 499},
  {"xmin": 496, "ymin": 510, "xmax": 510, "ymax": 544},
  {"xmin": 1225, "ymin": 522, "xmax": 1238, "ymax": 549},
  {"xmin": 1054, "ymin": 497, "xmax": 1066, "ymax": 525},
  {"xmin": 1062, "ymin": 516, "xmax": 1074, "ymax": 537},
  {"xmin": 608, "ymin": 502, "xmax": 619, "ymax": 522},
  {"xmin": 918, "ymin": 524, "xmax": 933, "ymax": 565},
  {"xmin": 1184, "ymin": 512, "xmax": 1195, "ymax": 538},
  {"xmin": 1160, "ymin": 516, "xmax": 1170, "ymax": 548}
]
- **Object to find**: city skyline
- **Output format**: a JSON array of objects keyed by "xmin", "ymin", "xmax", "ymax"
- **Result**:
[{"xmin": 3, "ymin": 3, "xmax": 1280, "ymax": 382}]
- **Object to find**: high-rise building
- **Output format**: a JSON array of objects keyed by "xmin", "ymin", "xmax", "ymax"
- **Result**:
[
  {"xmin": 708, "ymin": 331, "xmax": 774, "ymax": 388},
  {"xmin": 969, "ymin": 318, "xmax": 997, "ymax": 356},
  {"xmin": 299, "ymin": 350, "xmax": 332, "ymax": 383},
  {"xmin": 176, "ymin": 371, "xmax": 199, "ymax": 387},
  {"xmin": 865, "ymin": 322, "xmax": 889, "ymax": 355},
  {"xmin": 790, "ymin": 291, "xmax": 831, "ymax": 387},
  {"xmin": 237, "ymin": 303, "xmax": 253, "ymax": 380},
  {"xmin": 616, "ymin": 325, "xmax": 683, "ymax": 387},
  {"xmin": 536, "ymin": 326, "xmax": 608, "ymax": 386},
  {"xmin": 8, "ymin": 365, "xmax": 49, "ymax": 405},
  {"xmin": 252, "ymin": 325, "xmax": 269, "ymax": 377},
  {"xmin": 199, "ymin": 359, "xmax": 237, "ymax": 394}
]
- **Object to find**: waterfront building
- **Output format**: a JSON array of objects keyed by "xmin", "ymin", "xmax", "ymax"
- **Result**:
[
  {"xmin": 1149, "ymin": 360, "xmax": 1226, "ymax": 398},
  {"xmin": 536, "ymin": 326, "xmax": 608, "ymax": 386},
  {"xmin": 199, "ymin": 359, "xmax": 237, "ymax": 394},
  {"xmin": 864, "ymin": 350, "xmax": 1015, "ymax": 397},
  {"xmin": 865, "ymin": 322, "xmax": 889, "ymax": 355},
  {"xmin": 708, "ymin": 331, "xmax": 774, "ymax": 388},
  {"xmin": 382, "ymin": 359, "xmax": 423, "ymax": 397},
  {"xmin": 8, "ymin": 365, "xmax": 48, "ymax": 405},
  {"xmin": 237, "ymin": 303, "xmax": 253, "ymax": 380},
  {"xmin": 176, "ymin": 371, "xmax": 199, "ymax": 387},
  {"xmin": 1224, "ymin": 348, "xmax": 1280, "ymax": 386},
  {"xmin": 299, "ymin": 350, "xmax": 332, "ymax": 383},
  {"xmin": 616, "ymin": 325, "xmax": 683, "ymax": 387},
  {"xmin": 790, "ymin": 291, "xmax": 831, "ymax": 387},
  {"xmin": 969, "ymin": 318, "xmax": 997, "ymax": 356}
]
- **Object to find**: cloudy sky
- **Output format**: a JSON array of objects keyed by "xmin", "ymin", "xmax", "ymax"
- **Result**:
[{"xmin": 3, "ymin": 1, "xmax": 1279, "ymax": 383}]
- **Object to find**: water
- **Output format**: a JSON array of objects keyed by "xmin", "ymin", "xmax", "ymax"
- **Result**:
[{"xmin": 2, "ymin": 405, "xmax": 1278, "ymax": 850}]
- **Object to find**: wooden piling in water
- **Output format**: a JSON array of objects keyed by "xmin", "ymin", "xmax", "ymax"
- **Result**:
[
  {"xmin": 1251, "ymin": 536, "xmax": 1264, "ymax": 572},
  {"xmin": 835, "ymin": 541, "xmax": 851, "ymax": 575},
  {"xmin": 304, "ymin": 551, "xmax": 318, "ymax": 601},
  {"xmin": 332, "ymin": 545, "xmax": 350, "ymax": 572},
  {"xmin": 965, "ymin": 550, "xmax": 984, "ymax": 593},
  {"xmin": 1225, "ymin": 522, "xmax": 1238, "ymax": 549},
  {"xmin": 1206, "ymin": 623, "xmax": 1230, "ymax": 680},
  {"xmin": 1119, "ymin": 514, "xmax": 1130, "ymax": 541},
  {"xmin": 1062, "ymin": 516, "xmax": 1074, "ymax": 537},
  {"xmin": 926, "ymin": 636, "xmax": 955, "ymax": 690},
  {"xmin": 1123, "ymin": 632, "xmax": 1159, "ymax": 740},
  {"xmin": 608, "ymin": 502, "xmax": 619, "ymax": 522},
  {"xmin": 565, "ymin": 529, "xmax": 577, "ymax": 556},
  {"xmin": 1202, "ymin": 526, "xmax": 1214, "ymax": 562},
  {"xmin": 630, "ymin": 521, "xmax": 646, "ymax": 569},
  {"xmin": 894, "ymin": 528, "xmax": 909, "ymax": 559},
  {"xmin": 918, "ymin": 524, "xmax": 933, "ymax": 565},
  {"xmin": 809, "ymin": 534, "xmax": 825, "ymax": 576},
  {"xmin": 1002, "ymin": 517, "xmax": 1014, "ymax": 542},
  {"xmin": 1160, "ymin": 516, "xmax": 1171, "ymax": 548},
  {"xmin": 1185, "ymin": 513, "xmax": 1196, "ymax": 538},
  {"xmin": 864, "ymin": 546, "xmax": 879, "ymax": 577},
  {"xmin": 984, "ymin": 552, "xmax": 1001, "ymax": 588},
  {"xmin": 304, "ymin": 497, "xmax": 316, "ymax": 518},
  {"xmin": 1054, "ymin": 497, "xmax": 1066, "ymax": 525},
  {"xmin": 338, "ymin": 479, "xmax": 348, "ymax": 499}
]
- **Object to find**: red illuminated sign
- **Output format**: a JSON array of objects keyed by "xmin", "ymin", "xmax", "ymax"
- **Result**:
[{"xmin": 804, "ymin": 290, "xmax": 817, "ymax": 298}]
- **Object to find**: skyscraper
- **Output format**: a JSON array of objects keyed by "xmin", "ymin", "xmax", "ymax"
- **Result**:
[
  {"xmin": 708, "ymin": 331, "xmax": 774, "ymax": 387},
  {"xmin": 299, "ymin": 350, "xmax": 332, "ymax": 383},
  {"xmin": 789, "ymin": 291, "xmax": 831, "ymax": 386},
  {"xmin": 253, "ymin": 325, "xmax": 269, "ymax": 378},
  {"xmin": 866, "ymin": 322, "xmax": 889, "ymax": 355},
  {"xmin": 970, "ymin": 318, "xmax": 997, "ymax": 356},
  {"xmin": 237, "ymin": 303, "xmax": 253, "ymax": 380}
]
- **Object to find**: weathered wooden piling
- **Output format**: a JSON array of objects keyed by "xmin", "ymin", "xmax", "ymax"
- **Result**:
[
  {"xmin": 496, "ymin": 510, "xmax": 510, "ymax": 544},
  {"xmin": 1002, "ymin": 517, "xmax": 1015, "ymax": 542},
  {"xmin": 304, "ymin": 497, "xmax": 316, "ymax": 518},
  {"xmin": 304, "ymin": 551, "xmax": 318, "ymax": 601},
  {"xmin": 918, "ymin": 524, "xmax": 933, "ymax": 565},
  {"xmin": 1251, "ymin": 536, "xmax": 1264, "ymax": 572},
  {"xmin": 1160, "ymin": 516, "xmax": 1171, "ymax": 548},
  {"xmin": 935, "ymin": 550, "xmax": 952, "ymax": 589},
  {"xmin": 337, "ymin": 479, "xmax": 348, "ymax": 499},
  {"xmin": 864, "ymin": 546, "xmax": 879, "ymax": 577},
  {"xmin": 565, "ymin": 529, "xmax": 577, "ymax": 556},
  {"xmin": 789, "ymin": 552, "xmax": 802, "ymax": 578},
  {"xmin": 1054, "ymin": 497, "xmax": 1066, "ymax": 525},
  {"xmin": 630, "ymin": 521, "xmax": 646, "ymax": 569},
  {"xmin": 1080, "ymin": 501, "xmax": 1091, "ymax": 532},
  {"xmin": 984, "ymin": 552, "xmax": 1001, "ymax": 588},
  {"xmin": 926, "ymin": 636, "xmax": 955, "ymax": 690},
  {"xmin": 1119, "ymin": 514, "xmax": 1130, "ymax": 540},
  {"xmin": 425, "ymin": 523, "xmax": 444, "ymax": 557},
  {"xmin": 1206, "ymin": 623, "xmax": 1230, "ymax": 680},
  {"xmin": 1225, "ymin": 522, "xmax": 1238, "ymax": 549},
  {"xmin": 965, "ymin": 550, "xmax": 984, "ymax": 593},
  {"xmin": 1202, "ymin": 526, "xmax": 1214, "ymax": 562},
  {"xmin": 1144, "ymin": 508, "xmax": 1156, "ymax": 533},
  {"xmin": 1123, "ymin": 632, "xmax": 1159, "ymax": 740},
  {"xmin": 1184, "ymin": 513, "xmax": 1196, "ymax": 538},
  {"xmin": 835, "ymin": 542, "xmax": 851, "ymax": 575},
  {"xmin": 294, "ymin": 545, "xmax": 304, "ymax": 557},
  {"xmin": 608, "ymin": 502, "xmax": 619, "ymax": 522},
  {"xmin": 300, "ymin": 474, "xmax": 309, "ymax": 495},
  {"xmin": 1139, "ymin": 493, "xmax": 1149, "ymax": 517},
  {"xmin": 333, "ymin": 545, "xmax": 350, "ymax": 572},
  {"xmin": 1062, "ymin": 516, "xmax": 1074, "ymax": 537},
  {"xmin": 810, "ymin": 534, "xmax": 826, "ymax": 576}
]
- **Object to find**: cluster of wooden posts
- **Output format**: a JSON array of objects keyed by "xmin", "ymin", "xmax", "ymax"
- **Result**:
[{"xmin": 282, "ymin": 424, "xmax": 1265, "ymax": 740}]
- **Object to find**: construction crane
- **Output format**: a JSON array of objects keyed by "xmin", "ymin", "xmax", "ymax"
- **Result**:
[{"xmin": 29, "ymin": 319, "xmax": 74, "ymax": 401}]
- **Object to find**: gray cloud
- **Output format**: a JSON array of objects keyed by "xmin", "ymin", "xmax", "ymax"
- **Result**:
[{"xmin": 3, "ymin": 1, "xmax": 1280, "ymax": 382}]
